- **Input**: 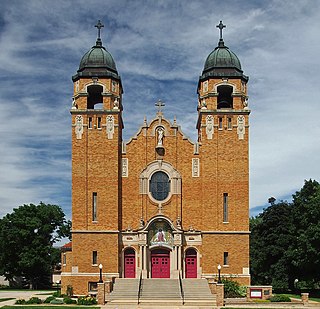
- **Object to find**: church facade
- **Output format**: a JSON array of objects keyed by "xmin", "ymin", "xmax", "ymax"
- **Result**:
[{"xmin": 61, "ymin": 21, "xmax": 251, "ymax": 295}]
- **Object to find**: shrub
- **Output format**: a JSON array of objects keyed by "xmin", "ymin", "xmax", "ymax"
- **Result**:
[
  {"xmin": 44, "ymin": 296, "xmax": 56, "ymax": 303},
  {"xmin": 52, "ymin": 290, "xmax": 61, "ymax": 297},
  {"xmin": 26, "ymin": 297, "xmax": 42, "ymax": 304},
  {"xmin": 223, "ymin": 279, "xmax": 246, "ymax": 298},
  {"xmin": 77, "ymin": 295, "xmax": 97, "ymax": 305},
  {"xmin": 63, "ymin": 297, "xmax": 77, "ymax": 304},
  {"xmin": 270, "ymin": 294, "xmax": 291, "ymax": 302},
  {"xmin": 50, "ymin": 298, "xmax": 64, "ymax": 304},
  {"xmin": 15, "ymin": 298, "xmax": 26, "ymax": 304}
]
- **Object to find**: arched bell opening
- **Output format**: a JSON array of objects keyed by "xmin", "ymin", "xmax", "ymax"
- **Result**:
[
  {"xmin": 87, "ymin": 85, "xmax": 103, "ymax": 109},
  {"xmin": 217, "ymin": 85, "xmax": 233, "ymax": 109}
]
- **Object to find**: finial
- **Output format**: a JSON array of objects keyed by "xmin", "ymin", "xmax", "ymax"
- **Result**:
[
  {"xmin": 95, "ymin": 20, "xmax": 104, "ymax": 46},
  {"xmin": 216, "ymin": 20, "xmax": 227, "ymax": 41},
  {"xmin": 155, "ymin": 99, "xmax": 165, "ymax": 116}
]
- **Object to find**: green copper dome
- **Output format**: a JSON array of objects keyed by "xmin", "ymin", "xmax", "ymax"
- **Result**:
[
  {"xmin": 72, "ymin": 38, "xmax": 119, "ymax": 81},
  {"xmin": 204, "ymin": 40, "xmax": 242, "ymax": 72},
  {"xmin": 201, "ymin": 39, "xmax": 248, "ymax": 81}
]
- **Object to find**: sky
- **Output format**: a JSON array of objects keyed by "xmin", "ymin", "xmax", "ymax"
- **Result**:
[{"xmin": 0, "ymin": 0, "xmax": 319, "ymax": 220}]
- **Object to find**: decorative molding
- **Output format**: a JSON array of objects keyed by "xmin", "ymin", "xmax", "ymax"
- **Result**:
[
  {"xmin": 122, "ymin": 158, "xmax": 128, "ymax": 177},
  {"xmin": 206, "ymin": 115, "xmax": 214, "ymax": 139},
  {"xmin": 139, "ymin": 161, "xmax": 182, "ymax": 199},
  {"xmin": 237, "ymin": 115, "xmax": 245, "ymax": 140},
  {"xmin": 192, "ymin": 158, "xmax": 200, "ymax": 177},
  {"xmin": 106, "ymin": 115, "xmax": 114, "ymax": 139},
  {"xmin": 75, "ymin": 115, "xmax": 83, "ymax": 139}
]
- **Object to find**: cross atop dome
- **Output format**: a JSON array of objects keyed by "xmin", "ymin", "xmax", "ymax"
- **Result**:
[
  {"xmin": 216, "ymin": 20, "xmax": 226, "ymax": 41},
  {"xmin": 95, "ymin": 20, "xmax": 104, "ymax": 39},
  {"xmin": 95, "ymin": 20, "xmax": 104, "ymax": 46}
]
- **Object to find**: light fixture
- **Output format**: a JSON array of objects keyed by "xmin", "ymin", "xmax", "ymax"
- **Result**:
[{"xmin": 98, "ymin": 264, "xmax": 103, "ymax": 283}]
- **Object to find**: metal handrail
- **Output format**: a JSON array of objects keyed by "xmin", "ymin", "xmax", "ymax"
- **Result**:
[
  {"xmin": 179, "ymin": 271, "xmax": 184, "ymax": 304},
  {"xmin": 137, "ymin": 270, "xmax": 142, "ymax": 304}
]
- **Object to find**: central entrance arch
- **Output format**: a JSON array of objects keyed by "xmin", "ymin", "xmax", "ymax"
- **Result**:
[{"xmin": 151, "ymin": 249, "xmax": 170, "ymax": 278}]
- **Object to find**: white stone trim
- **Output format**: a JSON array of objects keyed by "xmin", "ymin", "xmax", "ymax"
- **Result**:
[
  {"xmin": 75, "ymin": 115, "xmax": 83, "ymax": 139},
  {"xmin": 139, "ymin": 161, "xmax": 182, "ymax": 201},
  {"xmin": 106, "ymin": 115, "xmax": 114, "ymax": 139},
  {"xmin": 192, "ymin": 158, "xmax": 200, "ymax": 177},
  {"xmin": 237, "ymin": 115, "xmax": 245, "ymax": 139},
  {"xmin": 205, "ymin": 115, "xmax": 214, "ymax": 139},
  {"xmin": 122, "ymin": 158, "xmax": 128, "ymax": 177}
]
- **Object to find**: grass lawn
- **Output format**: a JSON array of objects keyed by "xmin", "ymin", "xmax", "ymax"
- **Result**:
[
  {"xmin": 283, "ymin": 293, "xmax": 320, "ymax": 302},
  {"xmin": 0, "ymin": 298, "xmax": 15, "ymax": 302}
]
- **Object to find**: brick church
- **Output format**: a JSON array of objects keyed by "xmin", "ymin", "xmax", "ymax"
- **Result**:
[{"xmin": 61, "ymin": 21, "xmax": 251, "ymax": 296}]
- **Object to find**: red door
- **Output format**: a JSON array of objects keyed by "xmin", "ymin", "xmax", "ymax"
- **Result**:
[
  {"xmin": 151, "ymin": 249, "xmax": 170, "ymax": 278},
  {"xmin": 185, "ymin": 249, "xmax": 197, "ymax": 278},
  {"xmin": 124, "ymin": 248, "xmax": 135, "ymax": 278}
]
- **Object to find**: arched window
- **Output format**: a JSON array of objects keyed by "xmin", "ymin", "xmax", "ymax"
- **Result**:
[
  {"xmin": 87, "ymin": 85, "xmax": 103, "ymax": 109},
  {"xmin": 149, "ymin": 171, "xmax": 170, "ymax": 201},
  {"xmin": 217, "ymin": 85, "xmax": 233, "ymax": 109}
]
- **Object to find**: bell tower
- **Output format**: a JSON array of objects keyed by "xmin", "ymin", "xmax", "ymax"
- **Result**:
[
  {"xmin": 68, "ymin": 20, "xmax": 123, "ymax": 293},
  {"xmin": 196, "ymin": 21, "xmax": 250, "ymax": 282}
]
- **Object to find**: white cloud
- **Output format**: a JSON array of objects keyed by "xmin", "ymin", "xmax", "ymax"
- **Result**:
[{"xmin": 0, "ymin": 0, "xmax": 319, "ymax": 218}]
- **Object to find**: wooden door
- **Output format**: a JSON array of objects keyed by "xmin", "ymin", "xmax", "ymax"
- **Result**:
[
  {"xmin": 151, "ymin": 249, "xmax": 170, "ymax": 278},
  {"xmin": 185, "ymin": 249, "xmax": 197, "ymax": 278},
  {"xmin": 124, "ymin": 248, "xmax": 135, "ymax": 278}
]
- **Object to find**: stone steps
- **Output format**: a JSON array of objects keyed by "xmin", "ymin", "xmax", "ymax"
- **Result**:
[
  {"xmin": 182, "ymin": 279, "xmax": 216, "ymax": 305},
  {"xmin": 139, "ymin": 279, "xmax": 182, "ymax": 304},
  {"xmin": 109, "ymin": 278, "xmax": 139, "ymax": 303},
  {"xmin": 107, "ymin": 278, "xmax": 216, "ymax": 306}
]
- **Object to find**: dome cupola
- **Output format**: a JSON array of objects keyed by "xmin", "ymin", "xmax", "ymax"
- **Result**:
[
  {"xmin": 201, "ymin": 21, "xmax": 248, "ymax": 82},
  {"xmin": 72, "ymin": 20, "xmax": 119, "ymax": 81}
]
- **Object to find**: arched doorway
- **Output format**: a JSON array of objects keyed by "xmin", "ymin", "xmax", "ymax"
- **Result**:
[
  {"xmin": 185, "ymin": 248, "xmax": 197, "ymax": 278},
  {"xmin": 151, "ymin": 249, "xmax": 170, "ymax": 278},
  {"xmin": 124, "ymin": 248, "xmax": 135, "ymax": 278}
]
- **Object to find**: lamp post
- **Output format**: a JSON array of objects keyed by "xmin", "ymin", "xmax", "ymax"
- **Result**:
[
  {"xmin": 98, "ymin": 264, "xmax": 103, "ymax": 283},
  {"xmin": 217, "ymin": 264, "xmax": 222, "ymax": 283}
]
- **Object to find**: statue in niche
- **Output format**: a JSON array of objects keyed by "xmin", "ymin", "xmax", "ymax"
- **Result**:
[
  {"xmin": 201, "ymin": 99, "xmax": 207, "ymax": 109},
  {"xmin": 113, "ymin": 97, "xmax": 119, "ymax": 110},
  {"xmin": 71, "ymin": 97, "xmax": 77, "ymax": 109},
  {"xmin": 243, "ymin": 97, "xmax": 249, "ymax": 109},
  {"xmin": 157, "ymin": 128, "xmax": 164, "ymax": 146}
]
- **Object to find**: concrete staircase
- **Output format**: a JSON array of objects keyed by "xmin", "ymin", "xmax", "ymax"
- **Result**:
[
  {"xmin": 108, "ymin": 278, "xmax": 139, "ymax": 304},
  {"xmin": 107, "ymin": 278, "xmax": 216, "ymax": 307},
  {"xmin": 139, "ymin": 278, "xmax": 182, "ymax": 305},
  {"xmin": 182, "ymin": 278, "xmax": 217, "ymax": 306}
]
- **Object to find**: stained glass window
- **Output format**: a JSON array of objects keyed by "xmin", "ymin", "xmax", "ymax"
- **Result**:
[{"xmin": 150, "ymin": 171, "xmax": 170, "ymax": 201}]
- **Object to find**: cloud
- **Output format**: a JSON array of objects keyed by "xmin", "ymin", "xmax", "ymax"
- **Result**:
[{"xmin": 0, "ymin": 0, "xmax": 319, "ymax": 220}]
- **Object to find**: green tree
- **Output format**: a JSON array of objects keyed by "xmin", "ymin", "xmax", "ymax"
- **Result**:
[
  {"xmin": 250, "ymin": 201, "xmax": 296, "ymax": 290},
  {"xmin": 291, "ymin": 179, "xmax": 320, "ymax": 284},
  {"xmin": 250, "ymin": 179, "xmax": 320, "ymax": 291},
  {"xmin": 0, "ymin": 202, "xmax": 71, "ymax": 289}
]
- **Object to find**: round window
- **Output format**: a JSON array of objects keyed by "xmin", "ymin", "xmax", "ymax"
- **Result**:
[{"xmin": 149, "ymin": 171, "xmax": 170, "ymax": 201}]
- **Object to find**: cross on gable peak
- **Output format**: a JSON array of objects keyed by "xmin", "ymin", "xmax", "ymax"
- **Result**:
[{"xmin": 155, "ymin": 99, "xmax": 165, "ymax": 116}]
